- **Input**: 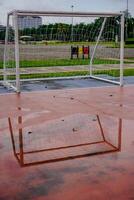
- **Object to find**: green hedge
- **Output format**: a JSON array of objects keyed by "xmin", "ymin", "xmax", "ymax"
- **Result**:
[{"xmin": 125, "ymin": 38, "xmax": 134, "ymax": 44}]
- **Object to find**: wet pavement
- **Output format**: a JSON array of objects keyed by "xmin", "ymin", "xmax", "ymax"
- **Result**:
[
  {"xmin": 0, "ymin": 85, "xmax": 134, "ymax": 199},
  {"xmin": 0, "ymin": 78, "xmax": 111, "ymax": 93},
  {"xmin": 0, "ymin": 119, "xmax": 134, "ymax": 200},
  {"xmin": 0, "ymin": 76, "xmax": 134, "ymax": 94}
]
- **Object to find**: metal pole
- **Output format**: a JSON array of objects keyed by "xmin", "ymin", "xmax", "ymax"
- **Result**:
[
  {"xmin": 71, "ymin": 5, "xmax": 74, "ymax": 42},
  {"xmin": 13, "ymin": 11, "xmax": 20, "ymax": 93},
  {"xmin": 120, "ymin": 13, "xmax": 125, "ymax": 86},
  {"xmin": 3, "ymin": 14, "xmax": 10, "ymax": 83}
]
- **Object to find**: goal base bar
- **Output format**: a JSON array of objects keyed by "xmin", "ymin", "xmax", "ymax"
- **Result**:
[
  {"xmin": 90, "ymin": 75, "xmax": 122, "ymax": 86},
  {"xmin": 19, "ymin": 75, "xmax": 91, "ymax": 82}
]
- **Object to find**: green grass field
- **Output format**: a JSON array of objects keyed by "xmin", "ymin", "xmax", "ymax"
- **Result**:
[
  {"xmin": 19, "ymin": 58, "xmax": 121, "ymax": 68},
  {"xmin": 1, "ymin": 58, "xmax": 134, "ymax": 69},
  {"xmin": 0, "ymin": 56, "xmax": 134, "ymax": 81}
]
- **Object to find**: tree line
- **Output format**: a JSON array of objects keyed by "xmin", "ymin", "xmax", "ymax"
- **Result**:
[
  {"xmin": 0, "ymin": 17, "xmax": 134, "ymax": 42},
  {"xmin": 19, "ymin": 17, "xmax": 121, "ymax": 42}
]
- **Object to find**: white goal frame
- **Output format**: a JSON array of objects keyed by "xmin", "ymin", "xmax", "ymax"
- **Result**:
[{"xmin": 3, "ymin": 10, "xmax": 125, "ymax": 93}]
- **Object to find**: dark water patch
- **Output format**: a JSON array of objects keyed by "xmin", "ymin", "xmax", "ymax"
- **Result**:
[
  {"xmin": 109, "ymin": 166, "xmax": 127, "ymax": 174},
  {"xmin": 57, "ymin": 165, "xmax": 88, "ymax": 175},
  {"xmin": 15, "ymin": 169, "xmax": 64, "ymax": 198},
  {"xmin": 96, "ymin": 170, "xmax": 108, "ymax": 177},
  {"xmin": 0, "ymin": 143, "xmax": 3, "ymax": 149}
]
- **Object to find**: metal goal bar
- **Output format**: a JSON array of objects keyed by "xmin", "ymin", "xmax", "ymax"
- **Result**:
[{"xmin": 8, "ymin": 10, "xmax": 122, "ymax": 17}]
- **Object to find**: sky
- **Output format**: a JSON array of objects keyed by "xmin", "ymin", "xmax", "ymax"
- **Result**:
[{"xmin": 0, "ymin": 0, "xmax": 134, "ymax": 24}]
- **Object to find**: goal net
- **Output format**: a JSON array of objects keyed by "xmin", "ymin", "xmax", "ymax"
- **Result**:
[{"xmin": 3, "ymin": 11, "xmax": 124, "ymax": 92}]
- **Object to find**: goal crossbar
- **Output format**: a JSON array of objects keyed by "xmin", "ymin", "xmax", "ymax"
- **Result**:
[{"xmin": 8, "ymin": 10, "xmax": 122, "ymax": 18}]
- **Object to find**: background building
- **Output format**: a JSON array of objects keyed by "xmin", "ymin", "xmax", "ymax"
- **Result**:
[{"xmin": 18, "ymin": 16, "xmax": 42, "ymax": 30}]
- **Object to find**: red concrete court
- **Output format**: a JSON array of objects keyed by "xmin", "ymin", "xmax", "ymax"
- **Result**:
[{"xmin": 0, "ymin": 85, "xmax": 134, "ymax": 200}]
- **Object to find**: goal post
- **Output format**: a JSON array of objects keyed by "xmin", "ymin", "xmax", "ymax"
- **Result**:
[{"xmin": 3, "ymin": 10, "xmax": 125, "ymax": 92}]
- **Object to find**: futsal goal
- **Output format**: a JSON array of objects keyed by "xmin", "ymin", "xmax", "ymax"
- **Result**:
[{"xmin": 3, "ymin": 10, "xmax": 124, "ymax": 92}]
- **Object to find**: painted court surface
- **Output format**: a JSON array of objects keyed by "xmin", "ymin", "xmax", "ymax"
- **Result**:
[{"xmin": 0, "ymin": 85, "xmax": 134, "ymax": 199}]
